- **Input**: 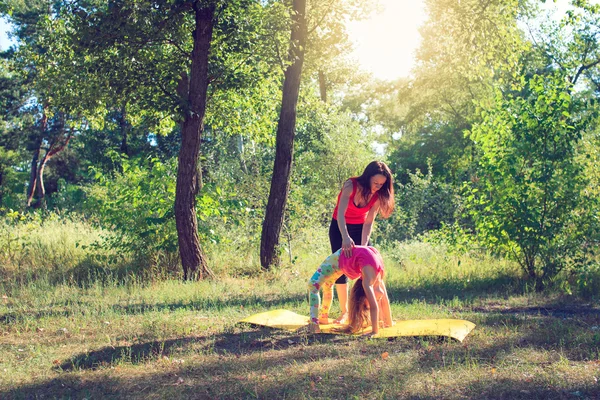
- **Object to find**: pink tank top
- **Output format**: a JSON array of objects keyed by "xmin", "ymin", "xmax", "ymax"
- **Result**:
[
  {"xmin": 339, "ymin": 246, "xmax": 384, "ymax": 280},
  {"xmin": 332, "ymin": 178, "xmax": 379, "ymax": 224}
]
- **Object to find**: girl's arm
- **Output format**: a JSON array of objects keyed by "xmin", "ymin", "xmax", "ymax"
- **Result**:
[
  {"xmin": 376, "ymin": 279, "xmax": 393, "ymax": 327},
  {"xmin": 361, "ymin": 200, "xmax": 380, "ymax": 245},
  {"xmin": 361, "ymin": 265, "xmax": 380, "ymax": 334},
  {"xmin": 336, "ymin": 180, "xmax": 355, "ymax": 257}
]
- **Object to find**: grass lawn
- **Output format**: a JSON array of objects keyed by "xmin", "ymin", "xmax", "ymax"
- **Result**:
[{"xmin": 1, "ymin": 243, "xmax": 599, "ymax": 399}]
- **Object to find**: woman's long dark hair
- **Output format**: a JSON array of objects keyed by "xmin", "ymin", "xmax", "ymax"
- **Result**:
[{"xmin": 355, "ymin": 161, "xmax": 395, "ymax": 218}]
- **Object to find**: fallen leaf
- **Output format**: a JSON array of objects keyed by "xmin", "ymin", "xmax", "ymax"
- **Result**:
[
  {"xmin": 52, "ymin": 359, "xmax": 60, "ymax": 365},
  {"xmin": 381, "ymin": 352, "xmax": 389, "ymax": 360},
  {"xmin": 491, "ymin": 368, "xmax": 497, "ymax": 375}
]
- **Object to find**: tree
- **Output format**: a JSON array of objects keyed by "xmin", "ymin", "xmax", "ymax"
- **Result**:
[
  {"xmin": 0, "ymin": 1, "xmax": 84, "ymax": 209},
  {"xmin": 259, "ymin": 0, "xmax": 376, "ymax": 268},
  {"xmin": 260, "ymin": 0, "xmax": 307, "ymax": 268},
  {"xmin": 0, "ymin": 56, "xmax": 29, "ymax": 208},
  {"xmin": 349, "ymin": 0, "xmax": 533, "ymax": 184},
  {"xmin": 467, "ymin": 72, "xmax": 591, "ymax": 289},
  {"xmin": 173, "ymin": 4, "xmax": 215, "ymax": 280},
  {"xmin": 3, "ymin": 0, "xmax": 288, "ymax": 279}
]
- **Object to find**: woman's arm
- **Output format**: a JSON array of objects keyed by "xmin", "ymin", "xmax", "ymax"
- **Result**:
[
  {"xmin": 361, "ymin": 200, "xmax": 380, "ymax": 245},
  {"xmin": 337, "ymin": 180, "xmax": 354, "ymax": 257}
]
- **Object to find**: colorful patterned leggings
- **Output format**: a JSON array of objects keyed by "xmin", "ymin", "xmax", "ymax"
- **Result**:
[{"xmin": 308, "ymin": 250, "xmax": 343, "ymax": 324}]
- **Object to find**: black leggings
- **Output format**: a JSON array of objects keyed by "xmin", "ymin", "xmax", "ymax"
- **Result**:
[{"xmin": 328, "ymin": 218, "xmax": 371, "ymax": 284}]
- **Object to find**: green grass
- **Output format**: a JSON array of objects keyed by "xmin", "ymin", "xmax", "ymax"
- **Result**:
[{"xmin": 1, "ymin": 218, "xmax": 599, "ymax": 399}]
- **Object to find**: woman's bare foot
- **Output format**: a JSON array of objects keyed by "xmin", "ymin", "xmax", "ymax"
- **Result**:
[
  {"xmin": 308, "ymin": 323, "xmax": 321, "ymax": 334},
  {"xmin": 334, "ymin": 313, "xmax": 348, "ymax": 324}
]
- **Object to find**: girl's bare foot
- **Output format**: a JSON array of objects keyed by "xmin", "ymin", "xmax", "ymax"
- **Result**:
[{"xmin": 334, "ymin": 313, "xmax": 348, "ymax": 324}]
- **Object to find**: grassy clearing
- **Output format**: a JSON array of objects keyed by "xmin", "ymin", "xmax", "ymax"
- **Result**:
[{"xmin": 1, "ymin": 219, "xmax": 599, "ymax": 399}]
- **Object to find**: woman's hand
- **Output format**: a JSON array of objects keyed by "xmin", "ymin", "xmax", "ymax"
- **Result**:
[{"xmin": 341, "ymin": 236, "xmax": 355, "ymax": 257}]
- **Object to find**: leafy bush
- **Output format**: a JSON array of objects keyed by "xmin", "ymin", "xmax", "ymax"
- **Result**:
[
  {"xmin": 466, "ymin": 73, "xmax": 594, "ymax": 289},
  {"xmin": 377, "ymin": 164, "xmax": 460, "ymax": 244}
]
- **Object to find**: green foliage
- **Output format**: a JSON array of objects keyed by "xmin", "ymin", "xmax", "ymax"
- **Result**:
[
  {"xmin": 82, "ymin": 155, "xmax": 254, "ymax": 273},
  {"xmin": 377, "ymin": 164, "xmax": 459, "ymax": 244},
  {"xmin": 0, "ymin": 58, "xmax": 30, "ymax": 208},
  {"xmin": 83, "ymin": 156, "xmax": 182, "ymax": 270},
  {"xmin": 0, "ymin": 210, "xmax": 130, "ymax": 285},
  {"xmin": 466, "ymin": 72, "xmax": 593, "ymax": 287}
]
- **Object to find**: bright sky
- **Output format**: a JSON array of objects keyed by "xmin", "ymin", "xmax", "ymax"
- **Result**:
[
  {"xmin": 0, "ymin": 17, "xmax": 14, "ymax": 50},
  {"xmin": 346, "ymin": 0, "xmax": 427, "ymax": 81},
  {"xmin": 346, "ymin": 0, "xmax": 600, "ymax": 81}
]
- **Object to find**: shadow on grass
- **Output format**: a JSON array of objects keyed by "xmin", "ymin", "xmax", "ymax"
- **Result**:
[
  {"xmin": 0, "ymin": 332, "xmax": 413, "ymax": 400},
  {"xmin": 3, "ymin": 322, "xmax": 599, "ymax": 399},
  {"xmin": 0, "ymin": 293, "xmax": 307, "ymax": 325},
  {"xmin": 55, "ymin": 326, "xmax": 349, "ymax": 372},
  {"xmin": 386, "ymin": 273, "xmax": 526, "ymax": 305}
]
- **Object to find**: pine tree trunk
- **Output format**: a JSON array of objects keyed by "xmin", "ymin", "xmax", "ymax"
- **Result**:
[
  {"xmin": 174, "ymin": 4, "xmax": 215, "ymax": 280},
  {"xmin": 260, "ymin": 0, "xmax": 307, "ymax": 269}
]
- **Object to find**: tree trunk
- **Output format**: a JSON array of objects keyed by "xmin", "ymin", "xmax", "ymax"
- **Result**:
[
  {"xmin": 34, "ymin": 149, "xmax": 51, "ymax": 210},
  {"xmin": 318, "ymin": 70, "xmax": 327, "ymax": 103},
  {"xmin": 260, "ymin": 0, "xmax": 307, "ymax": 269},
  {"xmin": 26, "ymin": 112, "xmax": 48, "ymax": 208},
  {"xmin": 174, "ymin": 4, "xmax": 215, "ymax": 280},
  {"xmin": 26, "ymin": 141, "xmax": 42, "ymax": 208}
]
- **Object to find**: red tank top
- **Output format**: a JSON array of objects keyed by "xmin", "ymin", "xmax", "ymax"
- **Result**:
[{"xmin": 332, "ymin": 178, "xmax": 379, "ymax": 224}]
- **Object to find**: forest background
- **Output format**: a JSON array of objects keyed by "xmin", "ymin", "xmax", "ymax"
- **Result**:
[
  {"xmin": 1, "ymin": 0, "xmax": 598, "ymax": 292},
  {"xmin": 1, "ymin": 0, "xmax": 600, "ymax": 398}
]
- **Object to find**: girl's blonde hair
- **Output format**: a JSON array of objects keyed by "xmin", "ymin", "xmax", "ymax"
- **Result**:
[{"xmin": 346, "ymin": 278, "xmax": 370, "ymax": 333}]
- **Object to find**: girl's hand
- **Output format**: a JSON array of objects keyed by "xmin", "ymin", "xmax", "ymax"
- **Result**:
[
  {"xmin": 380, "ymin": 320, "xmax": 394, "ymax": 328},
  {"xmin": 341, "ymin": 236, "xmax": 355, "ymax": 257}
]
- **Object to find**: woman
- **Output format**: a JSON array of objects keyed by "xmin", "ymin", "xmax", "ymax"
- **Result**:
[
  {"xmin": 329, "ymin": 161, "xmax": 394, "ymax": 323},
  {"xmin": 308, "ymin": 246, "xmax": 393, "ymax": 334}
]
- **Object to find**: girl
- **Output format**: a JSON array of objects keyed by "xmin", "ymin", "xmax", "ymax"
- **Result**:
[
  {"xmin": 329, "ymin": 161, "xmax": 395, "ymax": 324},
  {"xmin": 308, "ymin": 246, "xmax": 393, "ymax": 334}
]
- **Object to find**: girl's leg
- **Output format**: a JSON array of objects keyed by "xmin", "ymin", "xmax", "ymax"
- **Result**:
[{"xmin": 308, "ymin": 250, "xmax": 342, "ymax": 325}]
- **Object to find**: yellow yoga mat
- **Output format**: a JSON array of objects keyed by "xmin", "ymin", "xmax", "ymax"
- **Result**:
[{"xmin": 239, "ymin": 309, "xmax": 476, "ymax": 342}]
